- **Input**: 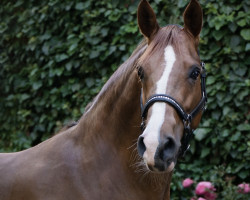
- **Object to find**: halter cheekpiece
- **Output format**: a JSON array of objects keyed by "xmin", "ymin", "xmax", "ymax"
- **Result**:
[{"xmin": 140, "ymin": 62, "xmax": 207, "ymax": 158}]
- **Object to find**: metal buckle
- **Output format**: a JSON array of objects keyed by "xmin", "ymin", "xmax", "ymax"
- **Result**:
[
  {"xmin": 182, "ymin": 144, "xmax": 190, "ymax": 157},
  {"xmin": 201, "ymin": 61, "xmax": 205, "ymax": 68},
  {"xmin": 183, "ymin": 114, "xmax": 192, "ymax": 129},
  {"xmin": 140, "ymin": 119, "xmax": 146, "ymax": 131}
]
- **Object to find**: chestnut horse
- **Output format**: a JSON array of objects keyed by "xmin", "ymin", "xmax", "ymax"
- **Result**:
[{"xmin": 0, "ymin": 0, "xmax": 206, "ymax": 199}]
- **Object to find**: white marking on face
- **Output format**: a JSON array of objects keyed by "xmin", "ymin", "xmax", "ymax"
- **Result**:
[{"xmin": 142, "ymin": 45, "xmax": 176, "ymax": 165}]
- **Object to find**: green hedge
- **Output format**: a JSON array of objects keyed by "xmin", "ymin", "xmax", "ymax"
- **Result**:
[{"xmin": 0, "ymin": 0, "xmax": 249, "ymax": 198}]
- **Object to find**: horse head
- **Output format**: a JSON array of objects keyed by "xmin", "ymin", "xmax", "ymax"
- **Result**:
[{"xmin": 136, "ymin": 0, "xmax": 206, "ymax": 173}]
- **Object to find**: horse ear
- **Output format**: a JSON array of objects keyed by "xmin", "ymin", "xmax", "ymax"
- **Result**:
[
  {"xmin": 137, "ymin": 0, "xmax": 159, "ymax": 40},
  {"xmin": 183, "ymin": 0, "xmax": 203, "ymax": 38}
]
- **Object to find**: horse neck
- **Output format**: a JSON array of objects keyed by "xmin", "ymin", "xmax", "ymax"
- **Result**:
[
  {"xmin": 81, "ymin": 66, "xmax": 141, "ymax": 144},
  {"xmin": 77, "ymin": 43, "xmax": 146, "ymax": 149},
  {"xmin": 75, "ymin": 44, "xmax": 172, "ymax": 199}
]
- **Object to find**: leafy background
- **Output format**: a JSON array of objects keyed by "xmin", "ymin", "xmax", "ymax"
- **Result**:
[{"xmin": 0, "ymin": 0, "xmax": 249, "ymax": 198}]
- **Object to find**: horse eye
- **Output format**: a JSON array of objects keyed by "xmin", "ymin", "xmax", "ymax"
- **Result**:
[
  {"xmin": 137, "ymin": 66, "xmax": 144, "ymax": 80},
  {"xmin": 190, "ymin": 69, "xmax": 200, "ymax": 80}
]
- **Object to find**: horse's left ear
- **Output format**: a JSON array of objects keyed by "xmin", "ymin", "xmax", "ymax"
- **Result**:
[{"xmin": 183, "ymin": 0, "xmax": 203, "ymax": 38}]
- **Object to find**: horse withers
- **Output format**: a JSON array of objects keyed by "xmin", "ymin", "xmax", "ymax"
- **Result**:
[{"xmin": 0, "ymin": 0, "xmax": 206, "ymax": 199}]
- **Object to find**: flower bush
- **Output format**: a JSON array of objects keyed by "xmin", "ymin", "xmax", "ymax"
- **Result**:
[
  {"xmin": 195, "ymin": 181, "xmax": 217, "ymax": 200},
  {"xmin": 182, "ymin": 177, "xmax": 250, "ymax": 200},
  {"xmin": 182, "ymin": 179, "xmax": 216, "ymax": 200},
  {"xmin": 238, "ymin": 183, "xmax": 250, "ymax": 194}
]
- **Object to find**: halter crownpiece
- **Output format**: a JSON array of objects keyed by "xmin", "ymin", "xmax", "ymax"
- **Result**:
[{"xmin": 140, "ymin": 62, "xmax": 207, "ymax": 157}]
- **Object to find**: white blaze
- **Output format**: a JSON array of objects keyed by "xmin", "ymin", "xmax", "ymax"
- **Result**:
[{"xmin": 142, "ymin": 45, "xmax": 176, "ymax": 165}]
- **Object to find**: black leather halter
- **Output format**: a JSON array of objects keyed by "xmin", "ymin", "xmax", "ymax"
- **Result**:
[{"xmin": 140, "ymin": 62, "xmax": 207, "ymax": 157}]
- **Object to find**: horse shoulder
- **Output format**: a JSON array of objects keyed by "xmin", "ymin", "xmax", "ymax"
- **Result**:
[{"xmin": 0, "ymin": 127, "xmax": 86, "ymax": 200}]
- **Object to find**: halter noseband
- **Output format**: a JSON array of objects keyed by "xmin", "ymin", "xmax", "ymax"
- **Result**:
[{"xmin": 140, "ymin": 62, "xmax": 207, "ymax": 157}]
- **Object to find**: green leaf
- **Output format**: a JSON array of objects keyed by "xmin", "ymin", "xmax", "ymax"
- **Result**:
[
  {"xmin": 89, "ymin": 51, "xmax": 100, "ymax": 59},
  {"xmin": 195, "ymin": 128, "xmax": 211, "ymax": 141},
  {"xmin": 209, "ymin": 43, "xmax": 221, "ymax": 54},
  {"xmin": 235, "ymin": 67, "xmax": 247, "ymax": 76},
  {"xmin": 237, "ymin": 124, "xmax": 250, "ymax": 131},
  {"xmin": 109, "ymin": 46, "xmax": 117, "ymax": 55},
  {"xmin": 237, "ymin": 19, "xmax": 246, "ymax": 27},
  {"xmin": 206, "ymin": 76, "xmax": 216, "ymax": 85},
  {"xmin": 177, "ymin": 0, "xmax": 188, "ymax": 8},
  {"xmin": 221, "ymin": 130, "xmax": 229, "ymax": 137},
  {"xmin": 245, "ymin": 43, "xmax": 250, "ymax": 51},
  {"xmin": 228, "ymin": 22, "xmax": 237, "ymax": 33},
  {"xmin": 55, "ymin": 68, "xmax": 64, "ymax": 76},
  {"xmin": 55, "ymin": 54, "xmax": 69, "ymax": 62},
  {"xmin": 201, "ymin": 148, "xmax": 210, "ymax": 158},
  {"xmin": 100, "ymin": 28, "xmax": 109, "ymax": 37},
  {"xmin": 42, "ymin": 43, "xmax": 50, "ymax": 55},
  {"xmin": 238, "ymin": 89, "xmax": 248, "ymax": 100},
  {"xmin": 20, "ymin": 94, "xmax": 30, "ymax": 102},
  {"xmin": 71, "ymin": 84, "xmax": 80, "ymax": 92},
  {"xmin": 222, "ymin": 106, "xmax": 231, "ymax": 115},
  {"xmin": 68, "ymin": 43, "xmax": 78, "ymax": 54},
  {"xmin": 240, "ymin": 29, "xmax": 250, "ymax": 40},
  {"xmin": 212, "ymin": 30, "xmax": 226, "ymax": 41},
  {"xmin": 230, "ymin": 132, "xmax": 241, "ymax": 141},
  {"xmin": 230, "ymin": 35, "xmax": 241, "ymax": 48},
  {"xmin": 238, "ymin": 170, "xmax": 249, "ymax": 179},
  {"xmin": 85, "ymin": 78, "xmax": 94, "ymax": 87},
  {"xmin": 75, "ymin": 2, "xmax": 90, "ymax": 10},
  {"xmin": 32, "ymin": 81, "xmax": 43, "ymax": 90},
  {"xmin": 65, "ymin": 62, "xmax": 72, "ymax": 71},
  {"xmin": 119, "ymin": 44, "xmax": 126, "ymax": 51}
]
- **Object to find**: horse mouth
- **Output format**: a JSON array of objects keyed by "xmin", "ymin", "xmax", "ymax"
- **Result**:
[{"xmin": 144, "ymin": 158, "xmax": 176, "ymax": 173}]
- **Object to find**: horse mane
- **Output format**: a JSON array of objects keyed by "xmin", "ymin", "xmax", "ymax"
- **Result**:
[
  {"xmin": 101, "ymin": 39, "xmax": 148, "ymax": 92},
  {"xmin": 83, "ymin": 39, "xmax": 148, "ymax": 115},
  {"xmin": 55, "ymin": 121, "xmax": 78, "ymax": 135}
]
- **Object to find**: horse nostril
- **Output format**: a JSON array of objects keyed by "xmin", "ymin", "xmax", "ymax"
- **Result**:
[
  {"xmin": 158, "ymin": 137, "xmax": 176, "ymax": 161},
  {"xmin": 137, "ymin": 136, "xmax": 146, "ymax": 157}
]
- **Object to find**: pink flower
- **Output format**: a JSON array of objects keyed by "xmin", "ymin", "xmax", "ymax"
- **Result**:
[
  {"xmin": 183, "ymin": 178, "xmax": 194, "ymax": 188},
  {"xmin": 195, "ymin": 181, "xmax": 215, "ymax": 195},
  {"xmin": 238, "ymin": 183, "xmax": 250, "ymax": 194},
  {"xmin": 195, "ymin": 181, "xmax": 217, "ymax": 200},
  {"xmin": 198, "ymin": 198, "xmax": 206, "ymax": 200}
]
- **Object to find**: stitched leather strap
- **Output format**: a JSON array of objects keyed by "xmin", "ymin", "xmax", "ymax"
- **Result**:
[{"xmin": 141, "ymin": 94, "xmax": 188, "ymax": 121}]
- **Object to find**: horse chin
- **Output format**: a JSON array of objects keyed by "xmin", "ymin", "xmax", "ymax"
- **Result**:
[
  {"xmin": 145, "ymin": 160, "xmax": 176, "ymax": 174},
  {"xmin": 166, "ymin": 161, "xmax": 175, "ymax": 172}
]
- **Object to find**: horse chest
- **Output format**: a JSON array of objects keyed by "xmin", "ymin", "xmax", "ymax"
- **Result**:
[{"xmin": 75, "ymin": 150, "xmax": 169, "ymax": 200}]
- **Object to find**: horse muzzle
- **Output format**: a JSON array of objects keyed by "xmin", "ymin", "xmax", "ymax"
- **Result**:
[{"xmin": 137, "ymin": 135, "xmax": 179, "ymax": 172}]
